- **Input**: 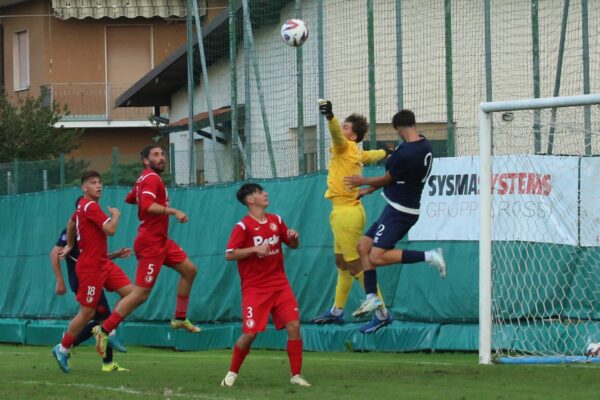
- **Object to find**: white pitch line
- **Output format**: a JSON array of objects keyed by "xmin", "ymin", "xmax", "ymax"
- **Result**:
[
  {"xmin": 1, "ymin": 350, "xmax": 453, "ymax": 366},
  {"xmin": 18, "ymin": 380, "xmax": 236, "ymax": 400}
]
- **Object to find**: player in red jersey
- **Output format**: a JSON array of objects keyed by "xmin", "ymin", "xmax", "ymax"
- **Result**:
[
  {"xmin": 93, "ymin": 145, "xmax": 200, "ymax": 357},
  {"xmin": 52, "ymin": 171, "xmax": 133, "ymax": 373},
  {"xmin": 220, "ymin": 183, "xmax": 311, "ymax": 388}
]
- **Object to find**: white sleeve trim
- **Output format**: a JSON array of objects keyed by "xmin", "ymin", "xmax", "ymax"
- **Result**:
[
  {"xmin": 236, "ymin": 221, "xmax": 246, "ymax": 230},
  {"xmin": 276, "ymin": 214, "xmax": 282, "ymax": 224},
  {"xmin": 142, "ymin": 191, "xmax": 157, "ymax": 198},
  {"xmin": 83, "ymin": 201, "xmax": 95, "ymax": 212},
  {"xmin": 102, "ymin": 218, "xmax": 111, "ymax": 226},
  {"xmin": 225, "ymin": 248, "xmax": 235, "ymax": 253}
]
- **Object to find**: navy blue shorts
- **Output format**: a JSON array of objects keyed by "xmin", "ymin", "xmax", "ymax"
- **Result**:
[
  {"xmin": 66, "ymin": 259, "xmax": 111, "ymax": 320},
  {"xmin": 365, "ymin": 205, "xmax": 419, "ymax": 249}
]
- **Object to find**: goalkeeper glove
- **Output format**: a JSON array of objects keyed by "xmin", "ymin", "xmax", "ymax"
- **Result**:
[
  {"xmin": 318, "ymin": 99, "xmax": 334, "ymax": 120},
  {"xmin": 383, "ymin": 147, "xmax": 394, "ymax": 157}
]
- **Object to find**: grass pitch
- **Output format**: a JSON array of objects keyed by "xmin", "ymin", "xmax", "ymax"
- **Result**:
[{"xmin": 0, "ymin": 344, "xmax": 598, "ymax": 399}]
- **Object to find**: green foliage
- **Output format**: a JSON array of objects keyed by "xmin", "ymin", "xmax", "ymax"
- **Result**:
[
  {"xmin": 102, "ymin": 161, "xmax": 171, "ymax": 186},
  {"xmin": 0, "ymin": 91, "xmax": 82, "ymax": 163}
]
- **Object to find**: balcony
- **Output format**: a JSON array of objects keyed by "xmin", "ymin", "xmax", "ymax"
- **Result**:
[{"xmin": 41, "ymin": 83, "xmax": 167, "ymax": 127}]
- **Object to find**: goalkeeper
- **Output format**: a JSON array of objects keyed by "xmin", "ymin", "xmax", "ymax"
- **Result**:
[{"xmin": 309, "ymin": 100, "xmax": 392, "ymax": 334}]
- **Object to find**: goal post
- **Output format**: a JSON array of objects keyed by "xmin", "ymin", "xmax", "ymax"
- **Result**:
[{"xmin": 479, "ymin": 94, "xmax": 600, "ymax": 365}]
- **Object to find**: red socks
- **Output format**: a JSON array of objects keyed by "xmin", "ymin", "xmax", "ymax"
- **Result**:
[
  {"xmin": 60, "ymin": 332, "xmax": 76, "ymax": 349},
  {"xmin": 102, "ymin": 311, "xmax": 124, "ymax": 333},
  {"xmin": 229, "ymin": 345, "xmax": 250, "ymax": 373},
  {"xmin": 175, "ymin": 295, "xmax": 190, "ymax": 320},
  {"xmin": 287, "ymin": 339, "xmax": 303, "ymax": 375}
]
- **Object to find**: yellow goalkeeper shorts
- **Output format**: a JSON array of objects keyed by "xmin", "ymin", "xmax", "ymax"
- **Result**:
[{"xmin": 330, "ymin": 204, "xmax": 366, "ymax": 262}]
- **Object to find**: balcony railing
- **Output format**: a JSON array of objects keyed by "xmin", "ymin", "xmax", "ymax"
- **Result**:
[{"xmin": 41, "ymin": 83, "xmax": 165, "ymax": 122}]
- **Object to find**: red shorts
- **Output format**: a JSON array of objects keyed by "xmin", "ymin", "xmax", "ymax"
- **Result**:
[
  {"xmin": 76, "ymin": 260, "xmax": 131, "ymax": 308},
  {"xmin": 241, "ymin": 285, "xmax": 300, "ymax": 334},
  {"xmin": 134, "ymin": 238, "xmax": 188, "ymax": 288}
]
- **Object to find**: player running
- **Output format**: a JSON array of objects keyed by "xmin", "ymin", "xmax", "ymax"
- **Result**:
[
  {"xmin": 344, "ymin": 110, "xmax": 446, "ymax": 325},
  {"xmin": 51, "ymin": 171, "xmax": 133, "ymax": 373},
  {"xmin": 221, "ymin": 183, "xmax": 310, "ymax": 388},
  {"xmin": 50, "ymin": 198, "xmax": 131, "ymax": 372},
  {"xmin": 93, "ymin": 145, "xmax": 200, "ymax": 358},
  {"xmin": 310, "ymin": 99, "xmax": 392, "ymax": 334}
]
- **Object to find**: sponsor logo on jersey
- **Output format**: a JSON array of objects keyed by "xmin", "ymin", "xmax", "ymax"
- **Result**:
[
  {"xmin": 145, "ymin": 275, "xmax": 154, "ymax": 283},
  {"xmin": 86, "ymin": 296, "xmax": 94, "ymax": 304},
  {"xmin": 246, "ymin": 319, "xmax": 255, "ymax": 329},
  {"xmin": 253, "ymin": 235, "xmax": 280, "ymax": 247}
]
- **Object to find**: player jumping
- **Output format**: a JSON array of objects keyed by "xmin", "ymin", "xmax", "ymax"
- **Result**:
[
  {"xmin": 93, "ymin": 145, "xmax": 200, "ymax": 358},
  {"xmin": 344, "ymin": 110, "xmax": 446, "ymax": 325},
  {"xmin": 51, "ymin": 171, "xmax": 133, "ymax": 373},
  {"xmin": 221, "ymin": 183, "xmax": 310, "ymax": 388},
  {"xmin": 310, "ymin": 99, "xmax": 392, "ymax": 334},
  {"xmin": 50, "ymin": 197, "xmax": 130, "ymax": 372}
]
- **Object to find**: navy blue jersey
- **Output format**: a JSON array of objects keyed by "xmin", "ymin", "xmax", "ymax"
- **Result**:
[
  {"xmin": 56, "ymin": 228, "xmax": 80, "ymax": 291},
  {"xmin": 56, "ymin": 228, "xmax": 80, "ymax": 261},
  {"xmin": 382, "ymin": 137, "xmax": 433, "ymax": 214}
]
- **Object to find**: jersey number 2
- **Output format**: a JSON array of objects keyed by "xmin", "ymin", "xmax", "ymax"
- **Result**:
[{"xmin": 422, "ymin": 152, "xmax": 433, "ymax": 183}]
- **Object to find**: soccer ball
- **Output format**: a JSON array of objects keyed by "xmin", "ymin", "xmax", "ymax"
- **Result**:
[
  {"xmin": 280, "ymin": 19, "xmax": 309, "ymax": 47},
  {"xmin": 586, "ymin": 342, "xmax": 600, "ymax": 356}
]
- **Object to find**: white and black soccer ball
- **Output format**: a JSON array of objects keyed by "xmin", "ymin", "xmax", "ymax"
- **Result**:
[
  {"xmin": 586, "ymin": 342, "xmax": 600, "ymax": 356},
  {"xmin": 280, "ymin": 19, "xmax": 308, "ymax": 47}
]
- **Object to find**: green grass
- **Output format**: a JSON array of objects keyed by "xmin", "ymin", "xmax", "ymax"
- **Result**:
[{"xmin": 0, "ymin": 344, "xmax": 599, "ymax": 399}]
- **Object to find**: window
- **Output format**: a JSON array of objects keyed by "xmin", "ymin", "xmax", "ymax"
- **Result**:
[{"xmin": 13, "ymin": 31, "xmax": 29, "ymax": 91}]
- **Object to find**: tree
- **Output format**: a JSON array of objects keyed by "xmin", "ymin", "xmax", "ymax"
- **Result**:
[{"xmin": 0, "ymin": 91, "xmax": 82, "ymax": 162}]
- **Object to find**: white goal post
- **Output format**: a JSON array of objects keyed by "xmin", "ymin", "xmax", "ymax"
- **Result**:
[{"xmin": 479, "ymin": 93, "xmax": 600, "ymax": 365}]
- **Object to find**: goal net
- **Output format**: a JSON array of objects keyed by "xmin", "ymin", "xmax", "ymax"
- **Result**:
[{"xmin": 479, "ymin": 94, "xmax": 600, "ymax": 364}]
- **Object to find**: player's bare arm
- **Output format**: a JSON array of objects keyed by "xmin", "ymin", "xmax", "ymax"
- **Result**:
[
  {"xmin": 102, "ymin": 206, "xmax": 121, "ymax": 236},
  {"xmin": 146, "ymin": 202, "xmax": 188, "ymax": 223},
  {"xmin": 49, "ymin": 245, "xmax": 67, "ymax": 295},
  {"xmin": 108, "ymin": 247, "xmax": 132, "ymax": 259},
  {"xmin": 225, "ymin": 242, "xmax": 270, "ymax": 261},
  {"xmin": 286, "ymin": 229, "xmax": 299, "ymax": 249},
  {"xmin": 344, "ymin": 172, "xmax": 394, "ymax": 189},
  {"xmin": 357, "ymin": 186, "xmax": 379, "ymax": 199},
  {"xmin": 58, "ymin": 220, "xmax": 76, "ymax": 260}
]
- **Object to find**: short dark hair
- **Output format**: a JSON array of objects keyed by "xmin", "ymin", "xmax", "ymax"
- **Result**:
[
  {"xmin": 345, "ymin": 113, "xmax": 369, "ymax": 143},
  {"xmin": 81, "ymin": 170, "xmax": 101, "ymax": 185},
  {"xmin": 74, "ymin": 195, "xmax": 83, "ymax": 209},
  {"xmin": 392, "ymin": 109, "xmax": 416, "ymax": 129},
  {"xmin": 140, "ymin": 144, "xmax": 163, "ymax": 160},
  {"xmin": 236, "ymin": 183, "xmax": 264, "ymax": 205}
]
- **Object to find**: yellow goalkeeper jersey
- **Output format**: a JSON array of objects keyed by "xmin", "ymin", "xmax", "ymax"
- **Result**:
[{"xmin": 325, "ymin": 116, "xmax": 387, "ymax": 206}]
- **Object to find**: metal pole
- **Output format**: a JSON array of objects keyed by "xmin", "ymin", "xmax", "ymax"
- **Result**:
[
  {"xmin": 59, "ymin": 153, "xmax": 65, "ymax": 189},
  {"xmin": 367, "ymin": 0, "xmax": 376, "ymax": 148},
  {"xmin": 229, "ymin": 0, "xmax": 240, "ymax": 181},
  {"xmin": 243, "ymin": 0, "xmax": 252, "ymax": 178},
  {"xmin": 531, "ymin": 0, "xmax": 541, "ymax": 154},
  {"xmin": 43, "ymin": 169, "xmax": 48, "ymax": 191},
  {"xmin": 13, "ymin": 158, "xmax": 18, "ymax": 194},
  {"xmin": 479, "ymin": 108, "xmax": 492, "ymax": 365},
  {"xmin": 192, "ymin": 0, "xmax": 222, "ymax": 183},
  {"xmin": 581, "ymin": 0, "xmax": 591, "ymax": 155},
  {"xmin": 242, "ymin": 0, "xmax": 277, "ymax": 178},
  {"xmin": 444, "ymin": 0, "xmax": 454, "ymax": 156},
  {"xmin": 396, "ymin": 0, "xmax": 403, "ymax": 110},
  {"xmin": 186, "ymin": 0, "xmax": 196, "ymax": 185},
  {"xmin": 317, "ymin": 0, "xmax": 325, "ymax": 171},
  {"xmin": 296, "ymin": 0, "xmax": 305, "ymax": 175},
  {"xmin": 547, "ymin": 0, "xmax": 570, "ymax": 155},
  {"xmin": 170, "ymin": 142, "xmax": 176, "ymax": 187},
  {"xmin": 484, "ymin": 0, "xmax": 493, "ymax": 146},
  {"xmin": 112, "ymin": 147, "xmax": 119, "ymax": 185}
]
